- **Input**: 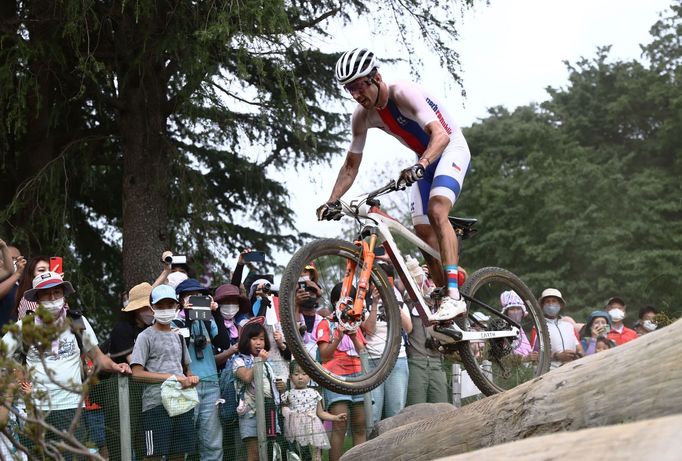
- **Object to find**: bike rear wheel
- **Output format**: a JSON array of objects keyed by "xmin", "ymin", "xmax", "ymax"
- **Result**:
[
  {"xmin": 456, "ymin": 267, "xmax": 550, "ymax": 396},
  {"xmin": 280, "ymin": 238, "xmax": 402, "ymax": 395}
]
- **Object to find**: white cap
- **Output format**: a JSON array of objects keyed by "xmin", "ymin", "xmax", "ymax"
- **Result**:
[
  {"xmin": 539, "ymin": 288, "xmax": 565, "ymax": 307},
  {"xmin": 472, "ymin": 311, "xmax": 489, "ymax": 323}
]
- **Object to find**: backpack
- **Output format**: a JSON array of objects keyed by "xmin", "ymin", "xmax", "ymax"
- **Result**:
[{"xmin": 218, "ymin": 355, "xmax": 243, "ymax": 423}]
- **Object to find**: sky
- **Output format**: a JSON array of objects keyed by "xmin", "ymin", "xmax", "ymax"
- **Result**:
[{"xmin": 268, "ymin": 0, "xmax": 673, "ymax": 275}]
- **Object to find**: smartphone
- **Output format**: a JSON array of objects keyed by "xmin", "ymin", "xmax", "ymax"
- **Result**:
[
  {"xmin": 49, "ymin": 257, "xmax": 63, "ymax": 275},
  {"xmin": 188, "ymin": 295, "xmax": 211, "ymax": 308},
  {"xmin": 243, "ymin": 251, "xmax": 266, "ymax": 263},
  {"xmin": 187, "ymin": 295, "xmax": 212, "ymax": 321},
  {"xmin": 374, "ymin": 246, "xmax": 386, "ymax": 256},
  {"xmin": 602, "ymin": 324, "xmax": 611, "ymax": 334},
  {"xmin": 297, "ymin": 278, "xmax": 307, "ymax": 291}
]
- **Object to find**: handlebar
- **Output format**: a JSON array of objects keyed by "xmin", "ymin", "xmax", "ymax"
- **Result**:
[{"xmin": 322, "ymin": 165, "xmax": 425, "ymax": 221}]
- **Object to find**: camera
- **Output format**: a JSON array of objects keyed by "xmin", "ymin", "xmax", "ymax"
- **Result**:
[
  {"xmin": 261, "ymin": 282, "xmax": 271, "ymax": 294},
  {"xmin": 193, "ymin": 334, "xmax": 208, "ymax": 360}
]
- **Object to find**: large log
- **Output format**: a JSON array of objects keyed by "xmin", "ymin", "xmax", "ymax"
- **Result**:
[
  {"xmin": 369, "ymin": 403, "xmax": 455, "ymax": 439},
  {"xmin": 341, "ymin": 319, "xmax": 682, "ymax": 461},
  {"xmin": 435, "ymin": 414, "xmax": 682, "ymax": 461}
]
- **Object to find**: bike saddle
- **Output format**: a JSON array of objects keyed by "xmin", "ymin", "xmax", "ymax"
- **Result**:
[{"xmin": 448, "ymin": 216, "xmax": 478, "ymax": 239}]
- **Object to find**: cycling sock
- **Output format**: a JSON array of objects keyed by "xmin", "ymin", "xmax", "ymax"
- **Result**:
[{"xmin": 444, "ymin": 264, "xmax": 460, "ymax": 299}]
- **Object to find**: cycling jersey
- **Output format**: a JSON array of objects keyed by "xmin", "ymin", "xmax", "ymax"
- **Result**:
[{"xmin": 348, "ymin": 80, "xmax": 471, "ymax": 225}]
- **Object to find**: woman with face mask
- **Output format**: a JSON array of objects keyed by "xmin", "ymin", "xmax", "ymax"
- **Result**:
[
  {"xmin": 499, "ymin": 290, "xmax": 532, "ymax": 357},
  {"xmin": 212, "ymin": 283, "xmax": 250, "ymax": 368},
  {"xmin": 108, "ymin": 282, "xmax": 155, "ymax": 364},
  {"xmin": 537, "ymin": 288, "xmax": 583, "ymax": 369}
]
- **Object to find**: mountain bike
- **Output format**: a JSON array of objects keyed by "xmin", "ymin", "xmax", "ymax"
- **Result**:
[{"xmin": 279, "ymin": 178, "xmax": 550, "ymax": 396}]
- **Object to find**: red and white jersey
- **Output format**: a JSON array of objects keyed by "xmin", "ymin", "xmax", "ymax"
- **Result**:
[{"xmin": 348, "ymin": 80, "xmax": 467, "ymax": 156}]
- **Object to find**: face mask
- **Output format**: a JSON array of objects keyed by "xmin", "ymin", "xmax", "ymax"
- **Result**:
[
  {"xmin": 139, "ymin": 310, "xmax": 155, "ymax": 326},
  {"xmin": 642, "ymin": 319, "xmax": 657, "ymax": 332},
  {"xmin": 152, "ymin": 307, "xmax": 178, "ymax": 325},
  {"xmin": 608, "ymin": 308, "xmax": 625, "ymax": 322},
  {"xmin": 166, "ymin": 271, "xmax": 188, "ymax": 288},
  {"xmin": 507, "ymin": 310, "xmax": 524, "ymax": 324},
  {"xmin": 41, "ymin": 297, "xmax": 65, "ymax": 315},
  {"xmin": 543, "ymin": 303, "xmax": 561, "ymax": 317},
  {"xmin": 220, "ymin": 304, "xmax": 239, "ymax": 319}
]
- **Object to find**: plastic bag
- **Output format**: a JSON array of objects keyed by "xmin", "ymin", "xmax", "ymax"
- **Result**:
[{"xmin": 160, "ymin": 376, "xmax": 199, "ymax": 417}]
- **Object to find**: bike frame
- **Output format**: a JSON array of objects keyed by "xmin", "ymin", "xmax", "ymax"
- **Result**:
[{"xmin": 338, "ymin": 199, "xmax": 519, "ymax": 343}]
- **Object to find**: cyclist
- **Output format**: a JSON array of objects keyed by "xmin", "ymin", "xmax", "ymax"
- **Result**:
[{"xmin": 317, "ymin": 48, "xmax": 471, "ymax": 322}]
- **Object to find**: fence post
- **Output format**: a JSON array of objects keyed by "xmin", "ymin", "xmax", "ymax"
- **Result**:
[
  {"xmin": 359, "ymin": 351, "xmax": 373, "ymax": 436},
  {"xmin": 117, "ymin": 375, "xmax": 132, "ymax": 461},
  {"xmin": 451, "ymin": 363, "xmax": 462, "ymax": 408},
  {"xmin": 254, "ymin": 359, "xmax": 268, "ymax": 461}
]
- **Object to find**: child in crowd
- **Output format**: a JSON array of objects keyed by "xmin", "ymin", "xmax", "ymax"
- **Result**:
[
  {"xmin": 233, "ymin": 318, "xmax": 282, "ymax": 461},
  {"xmin": 281, "ymin": 361, "xmax": 347, "ymax": 461},
  {"xmin": 596, "ymin": 336, "xmax": 616, "ymax": 353},
  {"xmin": 131, "ymin": 285, "xmax": 199, "ymax": 460}
]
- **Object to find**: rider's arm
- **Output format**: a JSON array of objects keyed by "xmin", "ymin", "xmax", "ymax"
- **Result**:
[
  {"xmin": 327, "ymin": 108, "xmax": 367, "ymax": 202},
  {"xmin": 327, "ymin": 151, "xmax": 362, "ymax": 202},
  {"xmin": 393, "ymin": 84, "xmax": 450, "ymax": 167},
  {"xmin": 419, "ymin": 121, "xmax": 450, "ymax": 168}
]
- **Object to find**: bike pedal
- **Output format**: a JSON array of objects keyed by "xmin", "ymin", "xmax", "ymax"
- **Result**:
[{"xmin": 432, "ymin": 324, "xmax": 463, "ymax": 343}]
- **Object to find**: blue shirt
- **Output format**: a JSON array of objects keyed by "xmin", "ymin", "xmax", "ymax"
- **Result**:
[{"xmin": 173, "ymin": 317, "xmax": 219, "ymax": 381}]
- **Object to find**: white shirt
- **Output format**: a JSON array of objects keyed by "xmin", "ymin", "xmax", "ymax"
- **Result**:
[
  {"xmin": 365, "ymin": 289, "xmax": 408, "ymax": 359},
  {"xmin": 2, "ymin": 316, "xmax": 98, "ymax": 410},
  {"xmin": 545, "ymin": 317, "xmax": 578, "ymax": 369}
]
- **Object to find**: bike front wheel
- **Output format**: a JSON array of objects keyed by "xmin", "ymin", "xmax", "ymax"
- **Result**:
[
  {"xmin": 279, "ymin": 238, "xmax": 401, "ymax": 395},
  {"xmin": 456, "ymin": 267, "xmax": 551, "ymax": 396}
]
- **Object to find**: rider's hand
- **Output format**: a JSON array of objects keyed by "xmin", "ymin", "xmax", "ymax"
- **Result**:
[
  {"xmin": 398, "ymin": 163, "xmax": 425, "ymax": 187},
  {"xmin": 316, "ymin": 201, "xmax": 342, "ymax": 221}
]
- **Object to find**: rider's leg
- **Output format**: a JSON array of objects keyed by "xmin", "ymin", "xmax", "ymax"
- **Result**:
[
  {"xmin": 414, "ymin": 224, "xmax": 445, "ymax": 288},
  {"xmin": 427, "ymin": 195, "xmax": 460, "ymax": 299}
]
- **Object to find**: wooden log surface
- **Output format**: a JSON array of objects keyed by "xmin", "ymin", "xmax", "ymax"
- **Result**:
[
  {"xmin": 341, "ymin": 319, "xmax": 682, "ymax": 461},
  {"xmin": 434, "ymin": 413, "xmax": 682, "ymax": 461},
  {"xmin": 369, "ymin": 403, "xmax": 455, "ymax": 439}
]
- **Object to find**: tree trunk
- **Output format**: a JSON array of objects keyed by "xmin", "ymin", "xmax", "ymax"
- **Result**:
[
  {"xmin": 342, "ymin": 319, "xmax": 682, "ymax": 461},
  {"xmin": 435, "ymin": 413, "xmax": 682, "ymax": 461},
  {"xmin": 117, "ymin": 15, "xmax": 171, "ymax": 290}
]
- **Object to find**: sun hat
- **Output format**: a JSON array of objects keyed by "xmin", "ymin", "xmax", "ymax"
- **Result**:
[
  {"xmin": 500, "ymin": 290, "xmax": 527, "ymax": 314},
  {"xmin": 539, "ymin": 288, "xmax": 565, "ymax": 307},
  {"xmin": 175, "ymin": 278, "xmax": 209, "ymax": 296},
  {"xmin": 214, "ymin": 283, "xmax": 250, "ymax": 311},
  {"xmin": 24, "ymin": 271, "xmax": 75, "ymax": 302},
  {"xmin": 151, "ymin": 284, "xmax": 179, "ymax": 305},
  {"xmin": 122, "ymin": 282, "xmax": 153, "ymax": 312}
]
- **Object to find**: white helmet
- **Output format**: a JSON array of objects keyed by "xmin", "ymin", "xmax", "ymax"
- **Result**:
[{"xmin": 335, "ymin": 48, "xmax": 377, "ymax": 85}]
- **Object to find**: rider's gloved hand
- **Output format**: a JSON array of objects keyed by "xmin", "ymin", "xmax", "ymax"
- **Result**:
[
  {"xmin": 316, "ymin": 201, "xmax": 342, "ymax": 221},
  {"xmin": 398, "ymin": 163, "xmax": 425, "ymax": 187}
]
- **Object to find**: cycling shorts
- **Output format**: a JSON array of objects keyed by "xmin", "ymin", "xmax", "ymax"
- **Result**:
[{"xmin": 410, "ymin": 140, "xmax": 470, "ymax": 226}]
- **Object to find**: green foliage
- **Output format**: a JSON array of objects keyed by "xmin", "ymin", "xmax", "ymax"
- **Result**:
[
  {"xmin": 458, "ymin": 3, "xmax": 682, "ymax": 322},
  {"xmin": 0, "ymin": 0, "xmax": 477, "ymax": 333}
]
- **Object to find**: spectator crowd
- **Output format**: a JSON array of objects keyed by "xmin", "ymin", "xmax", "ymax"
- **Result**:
[{"xmin": 0, "ymin": 238, "xmax": 670, "ymax": 460}]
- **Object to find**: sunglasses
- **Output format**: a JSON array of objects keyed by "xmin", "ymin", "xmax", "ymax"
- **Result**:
[{"xmin": 344, "ymin": 79, "xmax": 372, "ymax": 93}]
